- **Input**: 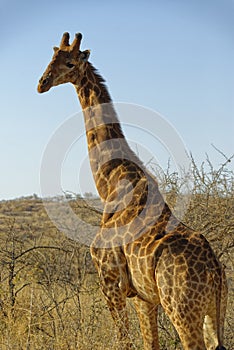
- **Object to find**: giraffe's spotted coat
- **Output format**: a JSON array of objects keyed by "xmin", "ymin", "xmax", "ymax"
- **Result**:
[{"xmin": 38, "ymin": 33, "xmax": 228, "ymax": 350}]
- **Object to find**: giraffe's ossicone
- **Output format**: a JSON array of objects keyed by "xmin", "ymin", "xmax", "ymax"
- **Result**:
[{"xmin": 38, "ymin": 32, "xmax": 228, "ymax": 350}]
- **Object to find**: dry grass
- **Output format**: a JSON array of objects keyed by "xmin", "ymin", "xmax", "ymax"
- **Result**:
[{"xmin": 0, "ymin": 157, "xmax": 233, "ymax": 349}]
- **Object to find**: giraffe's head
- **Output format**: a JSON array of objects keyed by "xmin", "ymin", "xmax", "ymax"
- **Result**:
[{"xmin": 37, "ymin": 32, "xmax": 90, "ymax": 93}]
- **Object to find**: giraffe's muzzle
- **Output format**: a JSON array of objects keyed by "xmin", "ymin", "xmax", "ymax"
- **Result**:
[{"xmin": 37, "ymin": 73, "xmax": 52, "ymax": 93}]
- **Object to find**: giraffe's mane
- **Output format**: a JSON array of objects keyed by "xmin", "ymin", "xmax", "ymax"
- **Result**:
[
  {"xmin": 86, "ymin": 63, "xmax": 147, "ymax": 169},
  {"xmin": 88, "ymin": 62, "xmax": 113, "ymax": 103}
]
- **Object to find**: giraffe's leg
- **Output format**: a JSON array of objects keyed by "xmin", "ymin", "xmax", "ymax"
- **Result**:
[
  {"xmin": 203, "ymin": 314, "xmax": 219, "ymax": 350},
  {"xmin": 91, "ymin": 245, "xmax": 133, "ymax": 349},
  {"xmin": 133, "ymin": 296, "xmax": 159, "ymax": 350},
  {"xmin": 165, "ymin": 309, "xmax": 206, "ymax": 350},
  {"xmin": 157, "ymin": 280, "xmax": 206, "ymax": 349},
  {"xmin": 105, "ymin": 294, "xmax": 132, "ymax": 349}
]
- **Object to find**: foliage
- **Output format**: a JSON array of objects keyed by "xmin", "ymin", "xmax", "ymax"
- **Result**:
[{"xmin": 0, "ymin": 156, "xmax": 233, "ymax": 349}]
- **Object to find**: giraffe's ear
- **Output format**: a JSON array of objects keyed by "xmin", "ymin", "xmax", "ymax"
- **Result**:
[
  {"xmin": 79, "ymin": 49, "xmax": 90, "ymax": 62},
  {"xmin": 53, "ymin": 46, "xmax": 59, "ymax": 53}
]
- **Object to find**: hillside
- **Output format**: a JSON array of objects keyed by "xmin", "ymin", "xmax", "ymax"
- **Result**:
[{"xmin": 0, "ymin": 164, "xmax": 233, "ymax": 350}]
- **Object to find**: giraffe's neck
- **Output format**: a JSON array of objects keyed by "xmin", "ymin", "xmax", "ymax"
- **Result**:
[
  {"xmin": 74, "ymin": 63, "xmax": 125, "ymax": 152},
  {"xmin": 73, "ymin": 63, "xmax": 141, "ymax": 199},
  {"xmin": 75, "ymin": 62, "xmax": 112, "ymax": 109},
  {"xmin": 73, "ymin": 63, "xmax": 177, "ymax": 232}
]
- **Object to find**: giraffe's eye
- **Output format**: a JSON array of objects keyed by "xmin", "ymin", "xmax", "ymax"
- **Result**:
[{"xmin": 66, "ymin": 62, "xmax": 75, "ymax": 68}]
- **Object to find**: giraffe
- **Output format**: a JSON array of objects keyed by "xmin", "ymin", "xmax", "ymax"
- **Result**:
[{"xmin": 38, "ymin": 32, "xmax": 228, "ymax": 350}]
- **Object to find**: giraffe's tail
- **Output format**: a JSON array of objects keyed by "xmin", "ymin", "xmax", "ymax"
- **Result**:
[{"xmin": 215, "ymin": 265, "xmax": 228, "ymax": 350}]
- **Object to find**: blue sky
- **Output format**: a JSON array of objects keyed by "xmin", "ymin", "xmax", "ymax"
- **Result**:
[{"xmin": 0, "ymin": 0, "xmax": 233, "ymax": 199}]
